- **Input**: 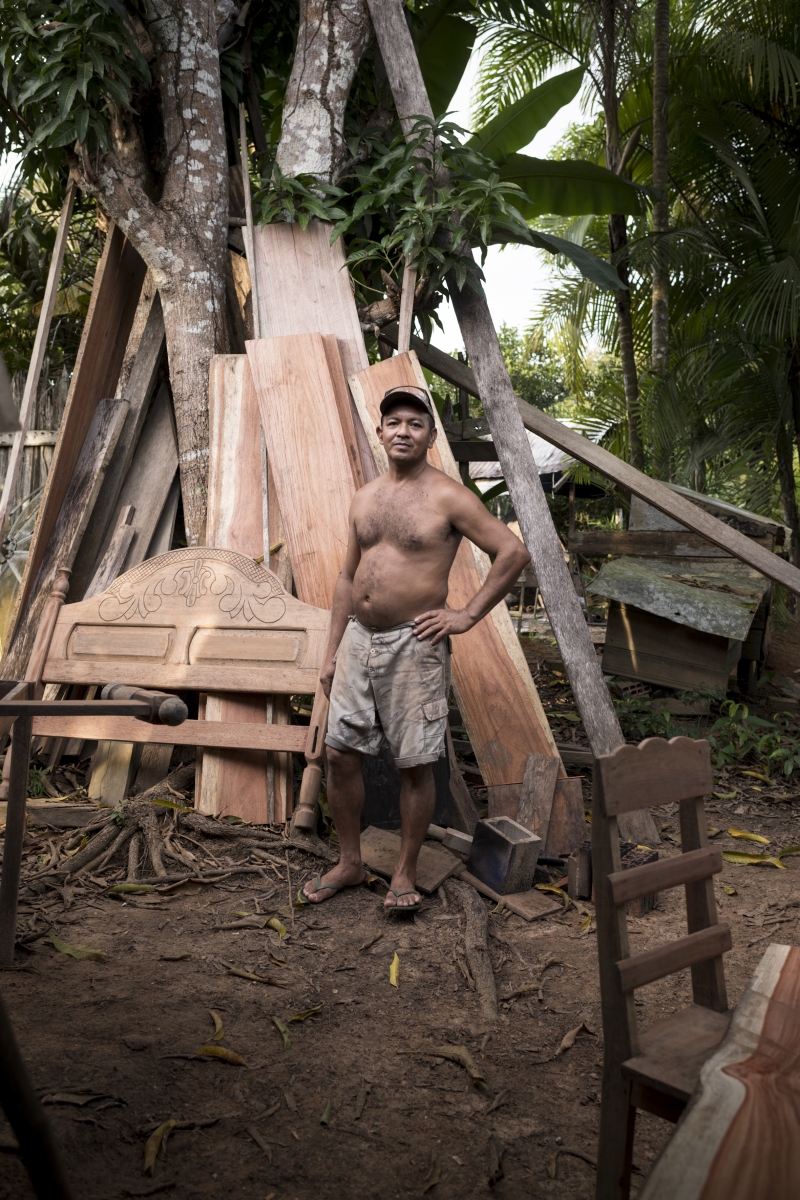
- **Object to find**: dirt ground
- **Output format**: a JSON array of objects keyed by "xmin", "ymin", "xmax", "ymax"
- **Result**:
[{"xmin": 1, "ymin": 646, "xmax": 799, "ymax": 1199}]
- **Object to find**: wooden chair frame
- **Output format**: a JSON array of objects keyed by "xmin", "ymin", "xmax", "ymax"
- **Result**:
[
  {"xmin": 593, "ymin": 736, "xmax": 733, "ymax": 1200},
  {"xmin": 20, "ymin": 548, "xmax": 329, "ymax": 827}
]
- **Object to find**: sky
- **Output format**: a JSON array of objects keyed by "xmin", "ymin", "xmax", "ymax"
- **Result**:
[{"xmin": 429, "ymin": 53, "xmax": 586, "ymax": 355}]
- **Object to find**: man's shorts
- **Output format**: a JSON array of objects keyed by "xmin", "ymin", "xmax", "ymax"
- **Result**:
[{"xmin": 325, "ymin": 617, "xmax": 451, "ymax": 768}]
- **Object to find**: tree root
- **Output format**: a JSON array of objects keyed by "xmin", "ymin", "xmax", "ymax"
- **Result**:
[
  {"xmin": 127, "ymin": 833, "xmax": 141, "ymax": 881},
  {"xmin": 444, "ymin": 878, "xmax": 499, "ymax": 1022}
]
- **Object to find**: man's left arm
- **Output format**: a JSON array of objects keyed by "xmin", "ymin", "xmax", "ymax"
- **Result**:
[{"xmin": 414, "ymin": 484, "xmax": 531, "ymax": 644}]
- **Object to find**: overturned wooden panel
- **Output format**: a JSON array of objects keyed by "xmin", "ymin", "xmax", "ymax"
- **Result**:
[
  {"xmin": 360, "ymin": 826, "xmax": 460, "ymax": 894},
  {"xmin": 202, "ymin": 354, "xmax": 291, "ymax": 823},
  {"xmin": 349, "ymin": 350, "xmax": 560, "ymax": 799},
  {"xmin": 2, "ymin": 227, "xmax": 146, "ymax": 677},
  {"xmin": 641, "ymin": 943, "xmax": 800, "ymax": 1200},
  {"xmin": 247, "ymin": 334, "xmax": 357, "ymax": 608}
]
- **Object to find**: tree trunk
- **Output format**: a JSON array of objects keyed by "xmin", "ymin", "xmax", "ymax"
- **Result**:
[
  {"xmin": 776, "ymin": 421, "xmax": 800, "ymax": 568},
  {"xmin": 70, "ymin": 0, "xmax": 229, "ymax": 546},
  {"xmin": 651, "ymin": 0, "xmax": 670, "ymax": 377},
  {"xmin": 277, "ymin": 0, "xmax": 373, "ymax": 183},
  {"xmin": 599, "ymin": 0, "xmax": 645, "ymax": 471}
]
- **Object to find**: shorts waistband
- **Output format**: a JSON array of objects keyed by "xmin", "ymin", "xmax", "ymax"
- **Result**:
[{"xmin": 351, "ymin": 616, "xmax": 416, "ymax": 636}]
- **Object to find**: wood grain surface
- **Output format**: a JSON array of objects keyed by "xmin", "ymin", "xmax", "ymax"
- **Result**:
[
  {"xmin": 2, "ymin": 226, "xmax": 145, "ymax": 678},
  {"xmin": 349, "ymin": 350, "xmax": 561, "ymax": 800},
  {"xmin": 360, "ymin": 826, "xmax": 460, "ymax": 894},
  {"xmin": 596, "ymin": 737, "xmax": 714, "ymax": 815},
  {"xmin": 641, "ymin": 944, "xmax": 800, "ymax": 1200},
  {"xmin": 31, "ymin": 715, "xmax": 309, "ymax": 752},
  {"xmin": 247, "ymin": 334, "xmax": 357, "ymax": 609},
  {"xmin": 202, "ymin": 354, "xmax": 291, "ymax": 823}
]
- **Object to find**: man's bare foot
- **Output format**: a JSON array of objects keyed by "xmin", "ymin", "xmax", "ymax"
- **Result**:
[
  {"xmin": 302, "ymin": 862, "xmax": 365, "ymax": 904},
  {"xmin": 384, "ymin": 871, "xmax": 422, "ymax": 910}
]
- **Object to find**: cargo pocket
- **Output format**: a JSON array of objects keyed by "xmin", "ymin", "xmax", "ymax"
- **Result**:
[{"xmin": 422, "ymin": 697, "xmax": 449, "ymax": 722}]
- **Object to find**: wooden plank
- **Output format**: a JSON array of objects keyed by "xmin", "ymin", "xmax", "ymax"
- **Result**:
[
  {"xmin": 517, "ymin": 753, "xmax": 560, "ymax": 841},
  {"xmin": 88, "ymin": 738, "xmax": 141, "ymax": 806},
  {"xmin": 610, "ymin": 847, "xmax": 722, "ymax": 906},
  {"xmin": 112, "ymin": 383, "xmax": 178, "ymax": 573},
  {"xmin": 456, "ymin": 867, "xmax": 561, "ymax": 921},
  {"xmin": 70, "ymin": 293, "xmax": 165, "ymax": 599},
  {"xmin": 571, "ymin": 529, "xmax": 772, "ymax": 558},
  {"xmin": 360, "ymin": 826, "xmax": 460, "ymax": 894},
  {"xmin": 252, "ymin": 222, "xmax": 368, "ymax": 381},
  {"xmin": 679, "ymin": 794, "xmax": 728, "ymax": 1011},
  {"xmin": 31, "ymin": 715, "xmax": 309, "ymax": 752},
  {"xmin": 246, "ymin": 334, "xmax": 357, "ymax": 608},
  {"xmin": 85, "ymin": 506, "xmax": 135, "ymax": 599},
  {"xmin": 546, "ymin": 777, "xmax": 589, "ymax": 856},
  {"xmin": 144, "ymin": 474, "xmax": 179, "ymax": 559},
  {"xmin": 349, "ymin": 350, "xmax": 561, "ymax": 798},
  {"xmin": 617, "ymin": 925, "xmax": 732, "ymax": 993},
  {"xmin": 0, "ymin": 182, "xmax": 76, "ymax": 543},
  {"xmin": 384, "ymin": 324, "xmax": 800, "ymax": 593},
  {"xmin": 621, "ymin": 1004, "xmax": 732, "ymax": 1104},
  {"xmin": 201, "ymin": 353, "xmax": 292, "ymax": 825},
  {"xmin": 2, "ymin": 226, "xmax": 146, "ymax": 678},
  {"xmin": 640, "ymin": 944, "xmax": 800, "ymax": 1200},
  {"xmin": 134, "ymin": 743, "xmax": 174, "ymax": 792},
  {"xmin": 596, "ymin": 737, "xmax": 714, "ymax": 816}
]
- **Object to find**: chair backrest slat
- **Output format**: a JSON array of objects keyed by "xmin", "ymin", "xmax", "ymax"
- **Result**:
[
  {"xmin": 609, "ymin": 846, "xmax": 722, "ymax": 906},
  {"xmin": 595, "ymin": 737, "xmax": 713, "ymax": 814},
  {"xmin": 617, "ymin": 924, "xmax": 732, "ymax": 993}
]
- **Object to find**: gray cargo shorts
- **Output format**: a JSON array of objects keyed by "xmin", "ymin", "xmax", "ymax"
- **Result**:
[{"xmin": 325, "ymin": 617, "xmax": 451, "ymax": 769}]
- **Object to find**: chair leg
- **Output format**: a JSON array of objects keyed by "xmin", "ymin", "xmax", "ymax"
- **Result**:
[
  {"xmin": 0, "ymin": 716, "xmax": 32, "ymax": 966},
  {"xmin": 596, "ymin": 1070, "xmax": 636, "ymax": 1200}
]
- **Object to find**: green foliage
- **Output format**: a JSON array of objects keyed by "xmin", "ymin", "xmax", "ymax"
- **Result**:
[
  {"xmin": 468, "ymin": 65, "xmax": 585, "ymax": 160},
  {"xmin": 612, "ymin": 694, "xmax": 679, "ymax": 742},
  {"xmin": 497, "ymin": 324, "xmax": 566, "ymax": 409},
  {"xmin": 415, "ymin": 1, "xmax": 477, "ymax": 118},
  {"xmin": 27, "ymin": 763, "xmax": 49, "ymax": 798},
  {"xmin": 0, "ymin": 1, "xmax": 150, "ymax": 171},
  {"xmin": 708, "ymin": 700, "xmax": 800, "ymax": 778}
]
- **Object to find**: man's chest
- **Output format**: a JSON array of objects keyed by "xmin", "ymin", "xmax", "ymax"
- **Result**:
[{"xmin": 356, "ymin": 495, "xmax": 455, "ymax": 553}]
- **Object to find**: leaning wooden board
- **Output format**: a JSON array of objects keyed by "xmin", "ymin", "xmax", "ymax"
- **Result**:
[
  {"xmin": 349, "ymin": 350, "xmax": 562, "ymax": 809},
  {"xmin": 246, "ymin": 333, "xmax": 360, "ymax": 609},
  {"xmin": 200, "ymin": 354, "xmax": 292, "ymax": 824},
  {"xmin": 360, "ymin": 826, "xmax": 460, "ymax": 894},
  {"xmin": 641, "ymin": 943, "xmax": 800, "ymax": 1200},
  {"xmin": 2, "ymin": 226, "xmax": 146, "ymax": 678}
]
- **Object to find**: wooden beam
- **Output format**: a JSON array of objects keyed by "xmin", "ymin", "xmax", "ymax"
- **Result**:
[
  {"xmin": 31, "ymin": 715, "xmax": 309, "ymax": 752},
  {"xmin": 570, "ymin": 529, "xmax": 774, "ymax": 558},
  {"xmin": 1, "ymin": 226, "xmax": 145, "ymax": 677},
  {"xmin": 0, "ymin": 182, "xmax": 76, "ymax": 543},
  {"xmin": 617, "ymin": 924, "xmax": 732, "ymax": 993},
  {"xmin": 609, "ymin": 846, "xmax": 722, "ymax": 905},
  {"xmin": 69, "ymin": 293, "xmax": 165, "ymax": 598}
]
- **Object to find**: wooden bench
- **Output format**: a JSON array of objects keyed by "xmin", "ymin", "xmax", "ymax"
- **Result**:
[
  {"xmin": 640, "ymin": 941, "xmax": 800, "ymax": 1199},
  {"xmin": 592, "ymin": 736, "xmax": 733, "ymax": 1200},
  {"xmin": 22, "ymin": 547, "xmax": 330, "ymax": 828}
]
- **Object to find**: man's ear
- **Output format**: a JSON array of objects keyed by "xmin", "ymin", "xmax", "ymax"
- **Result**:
[
  {"xmin": 428, "ymin": 423, "xmax": 438, "ymax": 444},
  {"xmin": 376, "ymin": 423, "xmax": 384, "ymax": 445}
]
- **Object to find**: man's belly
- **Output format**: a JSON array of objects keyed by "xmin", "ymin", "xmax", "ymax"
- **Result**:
[{"xmin": 352, "ymin": 544, "xmax": 455, "ymax": 629}]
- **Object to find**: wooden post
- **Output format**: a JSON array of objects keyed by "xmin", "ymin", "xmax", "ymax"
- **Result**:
[
  {"xmin": 365, "ymin": 0, "xmax": 658, "ymax": 846},
  {"xmin": 0, "ymin": 182, "xmax": 76, "ymax": 546},
  {"xmin": 397, "ymin": 262, "xmax": 416, "ymax": 353},
  {"xmin": 25, "ymin": 568, "xmax": 70, "ymax": 687},
  {"xmin": 0, "ymin": 711, "xmax": 32, "ymax": 965},
  {"xmin": 293, "ymin": 682, "xmax": 329, "ymax": 832},
  {"xmin": 240, "ymin": 103, "xmax": 261, "ymax": 338}
]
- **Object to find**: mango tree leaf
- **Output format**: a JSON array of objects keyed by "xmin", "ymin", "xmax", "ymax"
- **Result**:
[
  {"xmin": 289, "ymin": 1005, "xmax": 323, "ymax": 1023},
  {"xmin": 417, "ymin": 5, "xmax": 475, "ymax": 118},
  {"xmin": 390, "ymin": 952, "xmax": 400, "ymax": 988},
  {"xmin": 469, "ymin": 67, "xmax": 585, "ymax": 162},
  {"xmin": 267, "ymin": 917, "xmax": 287, "ymax": 938},
  {"xmin": 196, "ymin": 1044, "xmax": 248, "ymax": 1066},
  {"xmin": 50, "ymin": 932, "xmax": 106, "ymax": 961},
  {"xmin": 722, "ymin": 850, "xmax": 786, "ymax": 868},
  {"xmin": 270, "ymin": 1016, "xmax": 291, "ymax": 1050},
  {"xmin": 497, "ymin": 154, "xmax": 648, "ymax": 217},
  {"xmin": 143, "ymin": 1118, "xmax": 175, "ymax": 1176},
  {"xmin": 208, "ymin": 1010, "xmax": 224, "ymax": 1042},
  {"xmin": 728, "ymin": 828, "xmax": 770, "ymax": 844}
]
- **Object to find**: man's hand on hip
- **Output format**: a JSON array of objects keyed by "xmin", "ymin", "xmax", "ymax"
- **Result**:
[
  {"xmin": 413, "ymin": 607, "xmax": 474, "ymax": 645},
  {"xmin": 320, "ymin": 660, "xmax": 336, "ymax": 698}
]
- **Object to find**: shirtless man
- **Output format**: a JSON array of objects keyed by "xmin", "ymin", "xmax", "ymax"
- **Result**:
[{"xmin": 301, "ymin": 384, "xmax": 530, "ymax": 911}]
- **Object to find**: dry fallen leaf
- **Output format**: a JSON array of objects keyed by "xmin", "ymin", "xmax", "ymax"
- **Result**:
[
  {"xmin": 722, "ymin": 850, "xmax": 786, "ymax": 869},
  {"xmin": 246, "ymin": 1125, "xmax": 272, "ymax": 1162},
  {"xmin": 548, "ymin": 1145, "xmax": 597, "ymax": 1179},
  {"xmin": 107, "ymin": 883, "xmax": 155, "ymax": 895},
  {"xmin": 740, "ymin": 770, "xmax": 771, "ymax": 784},
  {"xmin": 208, "ymin": 1010, "xmax": 224, "ymax": 1042},
  {"xmin": 226, "ymin": 967, "xmax": 288, "ymax": 988},
  {"xmin": 488, "ymin": 1134, "xmax": 504, "ymax": 1186},
  {"xmin": 722, "ymin": 884, "xmax": 738, "ymax": 895},
  {"xmin": 143, "ymin": 1118, "xmax": 175, "ymax": 1176},
  {"xmin": 289, "ymin": 1005, "xmax": 323, "ymax": 1023},
  {"xmin": 556, "ymin": 1022, "xmax": 596, "ymax": 1056},
  {"xmin": 49, "ymin": 932, "xmax": 106, "ymax": 962},
  {"xmin": 196, "ymin": 1044, "xmax": 247, "ymax": 1066},
  {"xmin": 271, "ymin": 1016, "xmax": 291, "ymax": 1050},
  {"xmin": 401, "ymin": 1045, "xmax": 487, "ymax": 1088},
  {"xmin": 389, "ymin": 952, "xmax": 400, "ymax": 988},
  {"xmin": 423, "ymin": 1157, "xmax": 442, "ymax": 1193},
  {"xmin": 728, "ymin": 828, "xmax": 770, "ymax": 844},
  {"xmin": 267, "ymin": 917, "xmax": 287, "ymax": 938},
  {"xmin": 358, "ymin": 932, "xmax": 383, "ymax": 952},
  {"xmin": 320, "ymin": 1097, "xmax": 333, "ymax": 1126}
]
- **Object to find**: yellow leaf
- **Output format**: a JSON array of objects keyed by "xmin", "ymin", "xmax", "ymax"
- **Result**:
[
  {"xmin": 778, "ymin": 844, "xmax": 800, "ymax": 858},
  {"xmin": 270, "ymin": 1016, "xmax": 291, "ymax": 1050},
  {"xmin": 196, "ymin": 1044, "xmax": 248, "ymax": 1066},
  {"xmin": 267, "ymin": 917, "xmax": 287, "ymax": 938},
  {"xmin": 722, "ymin": 850, "xmax": 786, "ymax": 869},
  {"xmin": 289, "ymin": 1005, "xmax": 323, "ymax": 1023},
  {"xmin": 580, "ymin": 913, "xmax": 592, "ymax": 932},
  {"xmin": 728, "ymin": 828, "xmax": 770, "ymax": 844},
  {"xmin": 707, "ymin": 827, "xmax": 721, "ymax": 837},
  {"xmin": 713, "ymin": 792, "xmax": 737, "ymax": 800},
  {"xmin": 143, "ymin": 1119, "xmax": 175, "ymax": 1176},
  {"xmin": 49, "ymin": 933, "xmax": 106, "ymax": 962},
  {"xmin": 150, "ymin": 797, "xmax": 194, "ymax": 813},
  {"xmin": 107, "ymin": 882, "xmax": 156, "ymax": 894},
  {"xmin": 740, "ymin": 770, "xmax": 771, "ymax": 784},
  {"xmin": 226, "ymin": 967, "xmax": 288, "ymax": 988},
  {"xmin": 320, "ymin": 1097, "xmax": 333, "ymax": 1125},
  {"xmin": 208, "ymin": 1010, "xmax": 224, "ymax": 1042},
  {"xmin": 722, "ymin": 884, "xmax": 737, "ymax": 895},
  {"xmin": 389, "ymin": 952, "xmax": 400, "ymax": 988}
]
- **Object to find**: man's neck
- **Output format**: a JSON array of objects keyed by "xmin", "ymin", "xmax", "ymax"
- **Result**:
[{"xmin": 386, "ymin": 457, "xmax": 430, "ymax": 484}]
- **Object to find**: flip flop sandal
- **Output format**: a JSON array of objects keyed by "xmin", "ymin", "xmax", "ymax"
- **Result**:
[
  {"xmin": 297, "ymin": 874, "xmax": 343, "ymax": 906},
  {"xmin": 385, "ymin": 888, "xmax": 422, "ymax": 915}
]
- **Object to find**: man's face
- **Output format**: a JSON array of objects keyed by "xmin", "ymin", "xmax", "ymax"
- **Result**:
[{"xmin": 378, "ymin": 403, "xmax": 437, "ymax": 465}]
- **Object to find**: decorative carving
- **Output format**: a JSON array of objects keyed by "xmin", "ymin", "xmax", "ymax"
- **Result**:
[{"xmin": 97, "ymin": 549, "xmax": 287, "ymax": 625}]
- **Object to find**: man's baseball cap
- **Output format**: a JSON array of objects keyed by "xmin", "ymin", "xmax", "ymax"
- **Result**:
[{"xmin": 379, "ymin": 384, "xmax": 436, "ymax": 424}]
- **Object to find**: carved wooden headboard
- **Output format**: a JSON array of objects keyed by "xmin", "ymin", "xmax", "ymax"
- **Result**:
[{"xmin": 42, "ymin": 548, "xmax": 329, "ymax": 695}]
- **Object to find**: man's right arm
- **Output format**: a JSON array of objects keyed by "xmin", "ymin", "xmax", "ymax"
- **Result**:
[{"xmin": 320, "ymin": 503, "xmax": 362, "ymax": 697}]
